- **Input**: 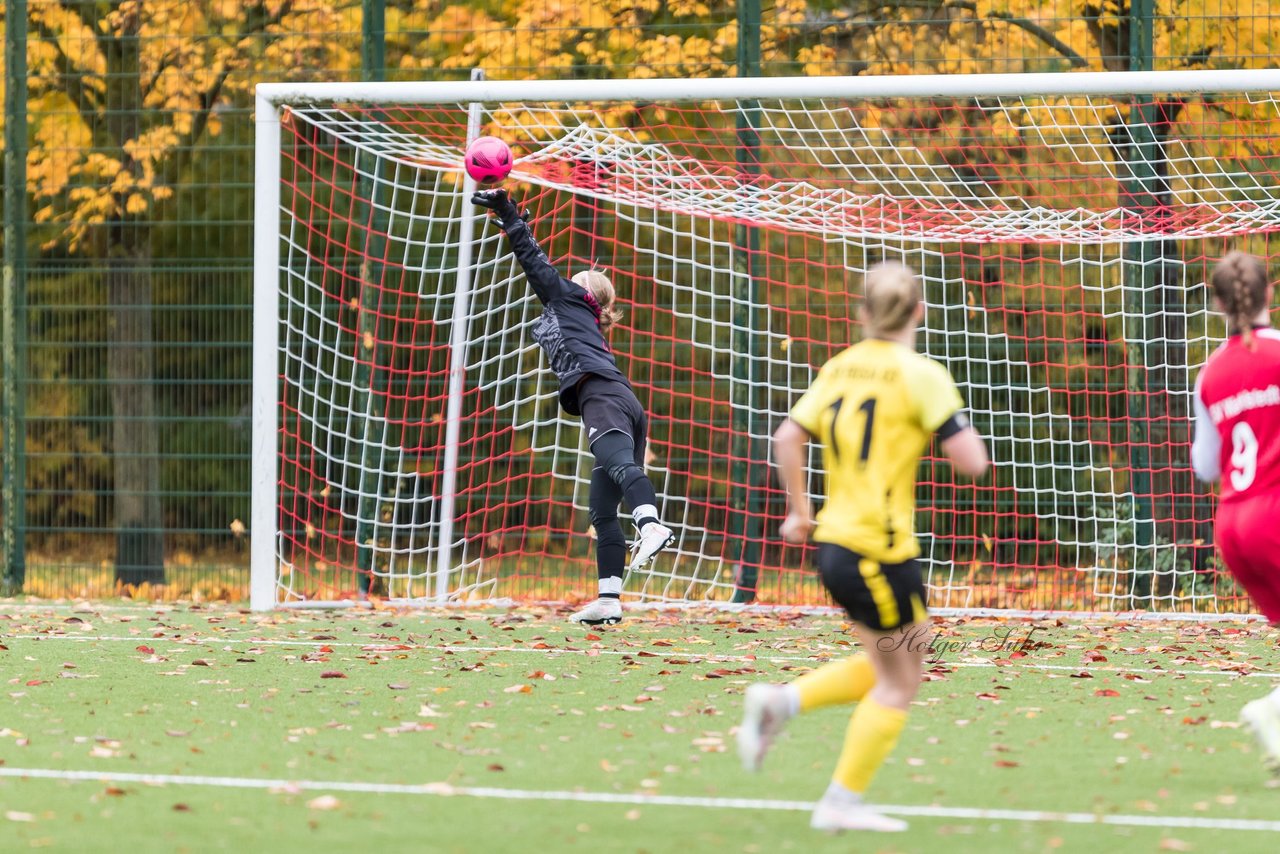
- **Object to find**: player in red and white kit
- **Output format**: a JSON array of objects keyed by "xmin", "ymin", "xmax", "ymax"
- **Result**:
[{"xmin": 1191, "ymin": 251, "xmax": 1280, "ymax": 772}]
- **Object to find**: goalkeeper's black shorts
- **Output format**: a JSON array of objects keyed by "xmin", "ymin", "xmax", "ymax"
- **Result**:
[
  {"xmin": 578, "ymin": 374, "xmax": 647, "ymax": 451},
  {"xmin": 817, "ymin": 542, "xmax": 928, "ymax": 631}
]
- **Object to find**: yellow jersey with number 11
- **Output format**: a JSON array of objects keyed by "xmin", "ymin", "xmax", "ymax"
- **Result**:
[{"xmin": 788, "ymin": 338, "xmax": 965, "ymax": 563}]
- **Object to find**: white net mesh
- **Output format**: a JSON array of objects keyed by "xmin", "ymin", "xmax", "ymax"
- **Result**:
[{"xmin": 263, "ymin": 83, "xmax": 1278, "ymax": 612}]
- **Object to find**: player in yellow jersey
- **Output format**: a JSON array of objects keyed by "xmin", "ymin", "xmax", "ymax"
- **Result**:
[{"xmin": 737, "ymin": 261, "xmax": 989, "ymax": 833}]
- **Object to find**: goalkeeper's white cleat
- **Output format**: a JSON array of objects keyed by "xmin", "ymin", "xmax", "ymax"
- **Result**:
[
  {"xmin": 1241, "ymin": 696, "xmax": 1280, "ymax": 773},
  {"xmin": 810, "ymin": 797, "xmax": 908, "ymax": 833},
  {"xmin": 629, "ymin": 522, "xmax": 675, "ymax": 570},
  {"xmin": 737, "ymin": 683, "xmax": 792, "ymax": 772},
  {"xmin": 570, "ymin": 597, "xmax": 623, "ymax": 626}
]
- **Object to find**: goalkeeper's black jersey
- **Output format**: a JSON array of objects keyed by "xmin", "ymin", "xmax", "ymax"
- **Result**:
[{"xmin": 505, "ymin": 219, "xmax": 629, "ymax": 415}]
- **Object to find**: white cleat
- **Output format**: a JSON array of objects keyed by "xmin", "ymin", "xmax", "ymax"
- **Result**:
[
  {"xmin": 629, "ymin": 523, "xmax": 675, "ymax": 570},
  {"xmin": 1241, "ymin": 697, "xmax": 1280, "ymax": 773},
  {"xmin": 569, "ymin": 597, "xmax": 623, "ymax": 626},
  {"xmin": 737, "ymin": 683, "xmax": 792, "ymax": 772},
  {"xmin": 810, "ymin": 797, "xmax": 908, "ymax": 833}
]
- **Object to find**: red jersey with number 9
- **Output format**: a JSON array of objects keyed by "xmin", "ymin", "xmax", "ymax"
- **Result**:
[{"xmin": 1192, "ymin": 328, "xmax": 1280, "ymax": 503}]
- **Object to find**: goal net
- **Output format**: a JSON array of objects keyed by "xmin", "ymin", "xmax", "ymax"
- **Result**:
[{"xmin": 253, "ymin": 71, "xmax": 1280, "ymax": 614}]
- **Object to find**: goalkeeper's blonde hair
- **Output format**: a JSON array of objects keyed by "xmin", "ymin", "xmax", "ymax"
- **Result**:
[
  {"xmin": 862, "ymin": 261, "xmax": 922, "ymax": 335},
  {"xmin": 573, "ymin": 270, "xmax": 623, "ymax": 333}
]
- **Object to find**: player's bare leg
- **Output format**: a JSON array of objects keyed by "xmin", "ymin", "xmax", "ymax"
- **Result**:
[{"xmin": 808, "ymin": 623, "xmax": 926, "ymax": 834}]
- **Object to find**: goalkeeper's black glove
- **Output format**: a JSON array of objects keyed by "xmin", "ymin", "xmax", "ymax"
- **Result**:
[{"xmin": 471, "ymin": 188, "xmax": 527, "ymax": 229}]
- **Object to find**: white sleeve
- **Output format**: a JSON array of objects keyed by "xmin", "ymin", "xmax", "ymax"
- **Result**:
[{"xmin": 1191, "ymin": 379, "xmax": 1221, "ymax": 483}]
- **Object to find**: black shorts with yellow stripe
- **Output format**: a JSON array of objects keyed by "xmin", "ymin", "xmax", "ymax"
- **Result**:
[{"xmin": 817, "ymin": 542, "xmax": 928, "ymax": 631}]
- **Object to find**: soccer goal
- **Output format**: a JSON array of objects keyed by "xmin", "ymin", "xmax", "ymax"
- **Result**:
[{"xmin": 253, "ymin": 69, "xmax": 1280, "ymax": 615}]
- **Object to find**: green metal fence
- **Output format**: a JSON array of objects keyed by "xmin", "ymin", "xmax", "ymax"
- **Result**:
[{"xmin": 2, "ymin": 0, "xmax": 1277, "ymax": 599}]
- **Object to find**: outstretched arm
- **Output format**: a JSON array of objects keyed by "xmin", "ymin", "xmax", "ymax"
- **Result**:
[{"xmin": 473, "ymin": 189, "xmax": 568, "ymax": 305}]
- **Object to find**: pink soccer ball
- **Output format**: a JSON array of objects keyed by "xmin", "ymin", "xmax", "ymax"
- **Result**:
[{"xmin": 464, "ymin": 136, "xmax": 513, "ymax": 185}]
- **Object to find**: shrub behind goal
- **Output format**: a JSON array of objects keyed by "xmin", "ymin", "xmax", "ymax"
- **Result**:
[{"xmin": 252, "ymin": 71, "xmax": 1280, "ymax": 614}]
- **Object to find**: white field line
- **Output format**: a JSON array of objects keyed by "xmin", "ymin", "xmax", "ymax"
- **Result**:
[
  {"xmin": 0, "ymin": 766, "xmax": 1277, "ymax": 833},
  {"xmin": 5, "ymin": 633, "xmax": 1280, "ymax": 680},
  {"xmin": 0, "ymin": 600, "xmax": 1267, "ymax": 624}
]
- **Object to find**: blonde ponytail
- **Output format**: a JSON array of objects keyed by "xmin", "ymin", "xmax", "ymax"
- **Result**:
[{"xmin": 572, "ymin": 270, "xmax": 623, "ymax": 332}]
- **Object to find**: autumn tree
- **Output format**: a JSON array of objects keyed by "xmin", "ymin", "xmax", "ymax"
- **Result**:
[{"xmin": 26, "ymin": 0, "xmax": 356, "ymax": 585}]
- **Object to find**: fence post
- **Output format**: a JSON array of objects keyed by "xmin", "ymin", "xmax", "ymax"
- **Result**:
[
  {"xmin": 1121, "ymin": 0, "xmax": 1160, "ymax": 603},
  {"xmin": 730, "ymin": 0, "xmax": 765, "ymax": 603},
  {"xmin": 362, "ymin": 0, "xmax": 386, "ymax": 82},
  {"xmin": 3, "ymin": 0, "xmax": 29, "ymax": 593},
  {"xmin": 352, "ymin": 0, "xmax": 389, "ymax": 595}
]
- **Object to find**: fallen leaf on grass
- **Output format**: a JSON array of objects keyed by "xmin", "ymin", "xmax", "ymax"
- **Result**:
[
  {"xmin": 306, "ymin": 795, "xmax": 341, "ymax": 811},
  {"xmin": 172, "ymin": 804, "xmax": 191, "ymax": 812},
  {"xmin": 503, "ymin": 684, "xmax": 532, "ymax": 694},
  {"xmin": 135, "ymin": 646, "xmax": 155, "ymax": 654},
  {"xmin": 1158, "ymin": 838, "xmax": 1193, "ymax": 851},
  {"xmin": 380, "ymin": 722, "xmax": 434, "ymax": 734},
  {"xmin": 994, "ymin": 760, "xmax": 1019, "ymax": 768},
  {"xmin": 5, "ymin": 811, "xmax": 34, "ymax": 822},
  {"xmin": 1094, "ymin": 689, "xmax": 1121, "ymax": 697},
  {"xmin": 320, "ymin": 671, "xmax": 347, "ymax": 679}
]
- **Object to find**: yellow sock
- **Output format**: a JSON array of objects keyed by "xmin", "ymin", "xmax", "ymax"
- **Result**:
[
  {"xmin": 832, "ymin": 698, "xmax": 908, "ymax": 794},
  {"xmin": 793, "ymin": 653, "xmax": 876, "ymax": 712}
]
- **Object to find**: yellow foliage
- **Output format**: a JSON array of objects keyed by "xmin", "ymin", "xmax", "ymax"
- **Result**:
[
  {"xmin": 668, "ymin": 0, "xmax": 712, "ymax": 17},
  {"xmin": 772, "ymin": 0, "xmax": 808, "ymax": 27},
  {"xmin": 796, "ymin": 45, "xmax": 838, "ymax": 78},
  {"xmin": 25, "ymin": 0, "xmax": 353, "ymax": 254}
]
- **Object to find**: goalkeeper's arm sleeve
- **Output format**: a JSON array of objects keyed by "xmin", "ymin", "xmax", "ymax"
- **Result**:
[{"xmin": 506, "ymin": 220, "xmax": 571, "ymax": 304}]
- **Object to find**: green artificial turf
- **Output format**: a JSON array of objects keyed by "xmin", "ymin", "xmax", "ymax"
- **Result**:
[{"xmin": 2, "ymin": 603, "xmax": 1279, "ymax": 853}]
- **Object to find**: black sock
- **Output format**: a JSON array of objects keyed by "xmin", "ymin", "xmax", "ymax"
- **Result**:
[{"xmin": 620, "ymin": 474, "xmax": 659, "ymax": 528}]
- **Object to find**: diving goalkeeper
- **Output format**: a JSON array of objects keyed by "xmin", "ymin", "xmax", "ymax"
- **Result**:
[{"xmin": 472, "ymin": 188, "xmax": 674, "ymax": 626}]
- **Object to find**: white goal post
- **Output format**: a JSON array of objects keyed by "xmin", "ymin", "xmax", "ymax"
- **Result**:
[{"xmin": 253, "ymin": 69, "xmax": 1280, "ymax": 614}]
